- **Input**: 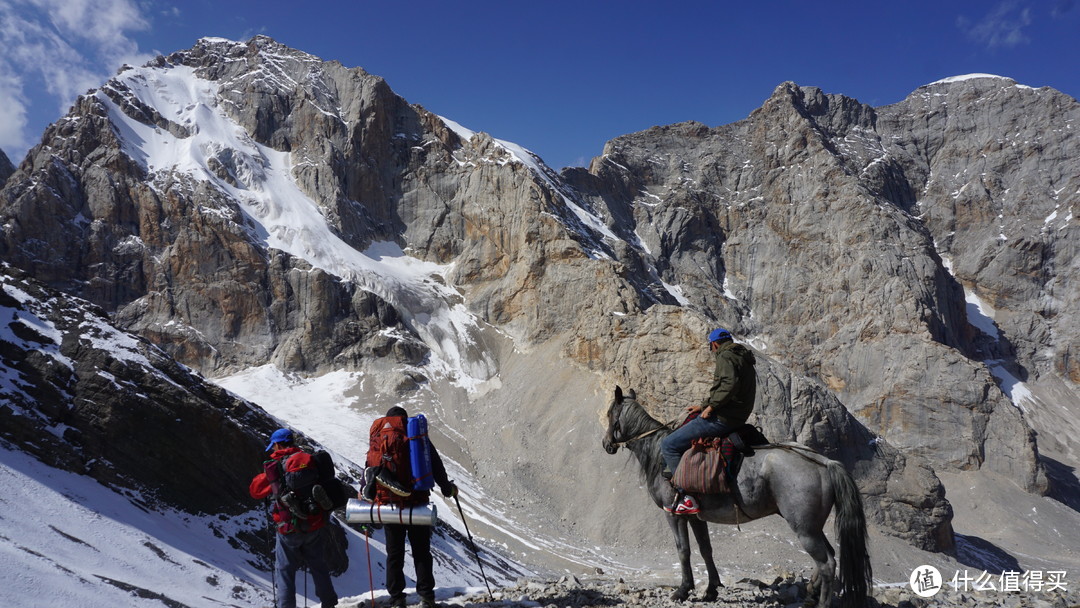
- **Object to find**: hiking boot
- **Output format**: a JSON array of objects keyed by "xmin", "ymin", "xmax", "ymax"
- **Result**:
[
  {"xmin": 312, "ymin": 484, "xmax": 334, "ymax": 511},
  {"xmin": 361, "ymin": 467, "xmax": 378, "ymax": 501},
  {"xmin": 419, "ymin": 597, "xmax": 439, "ymax": 608},
  {"xmin": 375, "ymin": 468, "xmax": 413, "ymax": 497},
  {"xmin": 664, "ymin": 494, "xmax": 700, "ymax": 515},
  {"xmin": 388, "ymin": 597, "xmax": 407, "ymax": 608},
  {"xmin": 281, "ymin": 491, "xmax": 308, "ymax": 518}
]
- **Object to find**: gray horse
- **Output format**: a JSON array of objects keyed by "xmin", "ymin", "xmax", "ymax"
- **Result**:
[{"xmin": 602, "ymin": 386, "xmax": 871, "ymax": 608}]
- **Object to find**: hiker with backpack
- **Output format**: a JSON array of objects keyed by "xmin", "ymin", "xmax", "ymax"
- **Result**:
[
  {"xmin": 660, "ymin": 328, "xmax": 757, "ymax": 515},
  {"xmin": 249, "ymin": 428, "xmax": 339, "ymax": 608},
  {"xmin": 364, "ymin": 406, "xmax": 458, "ymax": 608}
]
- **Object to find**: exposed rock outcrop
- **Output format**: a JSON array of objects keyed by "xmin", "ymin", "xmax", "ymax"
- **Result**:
[
  {"xmin": 0, "ymin": 263, "xmax": 279, "ymax": 515},
  {"xmin": 0, "ymin": 148, "xmax": 13, "ymax": 187}
]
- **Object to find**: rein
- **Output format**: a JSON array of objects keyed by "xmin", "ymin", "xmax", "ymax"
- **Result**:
[
  {"xmin": 610, "ymin": 425, "xmax": 665, "ymax": 448},
  {"xmin": 758, "ymin": 442, "xmax": 829, "ymax": 467},
  {"xmin": 608, "ymin": 398, "xmax": 679, "ymax": 448}
]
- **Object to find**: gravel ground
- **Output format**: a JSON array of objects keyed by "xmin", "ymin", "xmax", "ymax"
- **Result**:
[{"xmin": 338, "ymin": 574, "xmax": 1079, "ymax": 608}]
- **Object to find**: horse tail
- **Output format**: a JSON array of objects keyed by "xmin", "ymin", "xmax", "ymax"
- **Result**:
[{"xmin": 827, "ymin": 460, "xmax": 872, "ymax": 608}]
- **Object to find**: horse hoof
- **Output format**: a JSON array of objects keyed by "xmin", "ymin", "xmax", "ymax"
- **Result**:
[
  {"xmin": 670, "ymin": 589, "xmax": 690, "ymax": 602},
  {"xmin": 703, "ymin": 588, "xmax": 719, "ymax": 602}
]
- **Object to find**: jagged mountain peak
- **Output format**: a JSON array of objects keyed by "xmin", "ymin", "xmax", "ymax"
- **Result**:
[
  {"xmin": 0, "ymin": 37, "xmax": 616, "ymax": 385},
  {"xmin": 756, "ymin": 81, "xmax": 879, "ymax": 138},
  {"xmin": 172, "ymin": 34, "xmax": 336, "ymax": 74}
]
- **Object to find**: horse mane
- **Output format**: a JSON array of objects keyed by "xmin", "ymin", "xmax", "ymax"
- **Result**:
[{"xmin": 619, "ymin": 395, "xmax": 671, "ymax": 484}]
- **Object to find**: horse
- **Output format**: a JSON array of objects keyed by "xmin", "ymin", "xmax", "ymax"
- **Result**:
[{"xmin": 602, "ymin": 386, "xmax": 871, "ymax": 608}]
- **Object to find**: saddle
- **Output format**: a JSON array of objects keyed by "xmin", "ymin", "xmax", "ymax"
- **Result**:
[{"xmin": 672, "ymin": 425, "xmax": 769, "ymax": 495}]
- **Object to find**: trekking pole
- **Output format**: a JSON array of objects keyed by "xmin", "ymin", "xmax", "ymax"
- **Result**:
[
  {"xmin": 453, "ymin": 493, "xmax": 493, "ymax": 600},
  {"xmin": 266, "ymin": 503, "xmax": 278, "ymax": 608}
]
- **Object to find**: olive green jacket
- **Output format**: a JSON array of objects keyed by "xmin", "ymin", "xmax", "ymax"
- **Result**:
[{"xmin": 704, "ymin": 341, "xmax": 757, "ymax": 426}]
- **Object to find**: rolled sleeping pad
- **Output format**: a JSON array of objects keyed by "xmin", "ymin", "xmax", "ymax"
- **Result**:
[
  {"xmin": 345, "ymin": 498, "xmax": 437, "ymax": 527},
  {"xmin": 408, "ymin": 415, "xmax": 435, "ymax": 491}
]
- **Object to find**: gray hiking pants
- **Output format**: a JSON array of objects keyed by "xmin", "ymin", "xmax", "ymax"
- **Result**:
[{"xmin": 275, "ymin": 525, "xmax": 338, "ymax": 608}]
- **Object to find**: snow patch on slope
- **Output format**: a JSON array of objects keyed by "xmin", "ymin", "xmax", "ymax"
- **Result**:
[
  {"xmin": 925, "ymin": 74, "xmax": 1034, "ymax": 90},
  {"xmin": 928, "ymin": 73, "xmax": 1013, "ymax": 85},
  {"xmin": 937, "ymin": 249, "xmax": 1036, "ymax": 410}
]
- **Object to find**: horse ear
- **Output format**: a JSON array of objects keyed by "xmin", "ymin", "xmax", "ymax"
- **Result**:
[
  {"xmin": 627, "ymin": 389, "xmax": 636, "ymax": 400},
  {"xmin": 614, "ymin": 386, "xmax": 623, "ymax": 402}
]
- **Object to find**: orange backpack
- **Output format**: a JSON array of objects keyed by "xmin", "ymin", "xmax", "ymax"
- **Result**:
[{"xmin": 367, "ymin": 416, "xmax": 411, "ymax": 503}]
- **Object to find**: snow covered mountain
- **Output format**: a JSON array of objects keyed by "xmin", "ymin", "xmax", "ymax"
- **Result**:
[{"xmin": 1, "ymin": 35, "xmax": 1078, "ymax": 604}]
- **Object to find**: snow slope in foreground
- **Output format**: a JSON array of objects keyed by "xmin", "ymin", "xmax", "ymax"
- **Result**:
[
  {"xmin": 0, "ymin": 437, "xmax": 508, "ymax": 607},
  {"xmin": 0, "ymin": 441, "xmax": 270, "ymax": 607}
]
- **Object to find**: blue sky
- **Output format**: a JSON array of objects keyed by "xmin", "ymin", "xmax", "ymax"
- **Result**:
[{"xmin": 1, "ymin": 0, "xmax": 1077, "ymax": 170}]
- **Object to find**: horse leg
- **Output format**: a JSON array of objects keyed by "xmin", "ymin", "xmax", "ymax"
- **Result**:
[
  {"xmin": 795, "ymin": 530, "xmax": 835, "ymax": 607},
  {"xmin": 666, "ymin": 514, "xmax": 694, "ymax": 601},
  {"xmin": 689, "ymin": 518, "xmax": 722, "ymax": 601}
]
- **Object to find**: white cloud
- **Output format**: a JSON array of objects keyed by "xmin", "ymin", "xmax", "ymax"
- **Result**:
[
  {"xmin": 0, "ymin": 70, "xmax": 29, "ymax": 153},
  {"xmin": 0, "ymin": 0, "xmax": 153, "ymax": 156},
  {"xmin": 957, "ymin": 1, "xmax": 1034, "ymax": 49},
  {"xmin": 28, "ymin": 0, "xmax": 151, "ymax": 65}
]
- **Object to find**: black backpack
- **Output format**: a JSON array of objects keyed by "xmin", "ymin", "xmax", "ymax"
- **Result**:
[
  {"xmin": 271, "ymin": 450, "xmax": 353, "ymax": 518},
  {"xmin": 311, "ymin": 450, "xmax": 352, "ymax": 510}
]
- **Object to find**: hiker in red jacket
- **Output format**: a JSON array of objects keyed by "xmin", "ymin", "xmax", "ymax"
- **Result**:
[{"xmin": 249, "ymin": 428, "xmax": 338, "ymax": 608}]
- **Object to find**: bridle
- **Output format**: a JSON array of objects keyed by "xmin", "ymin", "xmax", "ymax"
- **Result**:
[{"xmin": 607, "ymin": 401, "xmax": 667, "ymax": 448}]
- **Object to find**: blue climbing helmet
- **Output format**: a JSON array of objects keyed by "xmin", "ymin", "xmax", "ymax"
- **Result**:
[{"xmin": 707, "ymin": 328, "xmax": 732, "ymax": 343}]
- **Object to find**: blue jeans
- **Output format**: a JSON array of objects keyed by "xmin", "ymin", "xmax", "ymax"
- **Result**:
[
  {"xmin": 661, "ymin": 415, "xmax": 735, "ymax": 477},
  {"xmin": 275, "ymin": 526, "xmax": 338, "ymax": 608}
]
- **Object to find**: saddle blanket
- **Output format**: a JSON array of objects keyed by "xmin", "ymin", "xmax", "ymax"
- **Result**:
[{"xmin": 672, "ymin": 425, "xmax": 769, "ymax": 495}]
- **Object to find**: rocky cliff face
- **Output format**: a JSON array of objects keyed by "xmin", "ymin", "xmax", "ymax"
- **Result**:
[
  {"xmin": 2, "ymin": 38, "xmax": 1075, "ymax": 557},
  {"xmin": 0, "ymin": 262, "xmax": 277, "ymax": 516},
  {"xmin": 564, "ymin": 78, "xmax": 1077, "ymax": 496},
  {"xmin": 0, "ymin": 148, "xmax": 13, "ymax": 187},
  {"xmin": 880, "ymin": 77, "xmax": 1078, "ymax": 384}
]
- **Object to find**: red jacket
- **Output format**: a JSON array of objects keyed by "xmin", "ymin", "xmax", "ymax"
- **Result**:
[{"xmin": 250, "ymin": 447, "xmax": 326, "ymax": 533}]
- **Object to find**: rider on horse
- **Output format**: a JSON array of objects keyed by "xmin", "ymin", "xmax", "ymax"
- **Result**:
[{"xmin": 660, "ymin": 328, "xmax": 757, "ymax": 514}]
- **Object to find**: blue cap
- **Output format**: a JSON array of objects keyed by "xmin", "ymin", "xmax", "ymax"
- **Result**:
[
  {"xmin": 266, "ymin": 428, "xmax": 293, "ymax": 451},
  {"xmin": 708, "ymin": 328, "xmax": 732, "ymax": 343}
]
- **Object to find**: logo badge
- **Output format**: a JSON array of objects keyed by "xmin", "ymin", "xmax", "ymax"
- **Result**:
[{"xmin": 910, "ymin": 565, "xmax": 943, "ymax": 597}]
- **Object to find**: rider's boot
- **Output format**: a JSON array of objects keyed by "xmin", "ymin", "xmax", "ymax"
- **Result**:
[{"xmin": 664, "ymin": 487, "xmax": 700, "ymax": 515}]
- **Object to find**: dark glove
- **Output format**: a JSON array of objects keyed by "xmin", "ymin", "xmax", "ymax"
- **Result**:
[{"xmin": 440, "ymin": 482, "xmax": 458, "ymax": 498}]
